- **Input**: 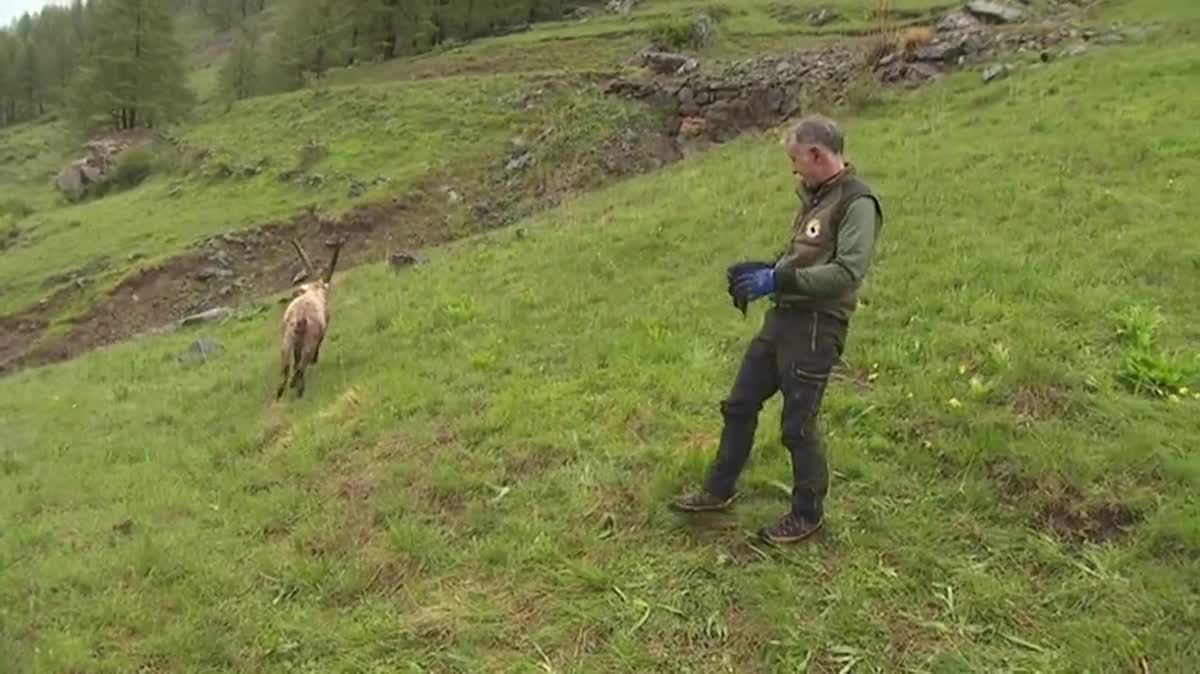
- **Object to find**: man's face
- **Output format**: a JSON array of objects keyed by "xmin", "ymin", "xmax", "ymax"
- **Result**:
[{"xmin": 785, "ymin": 140, "xmax": 821, "ymax": 185}]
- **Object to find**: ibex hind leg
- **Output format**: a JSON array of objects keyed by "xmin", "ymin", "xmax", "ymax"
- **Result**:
[
  {"xmin": 275, "ymin": 346, "xmax": 292, "ymax": 400},
  {"xmin": 290, "ymin": 340, "xmax": 307, "ymax": 397},
  {"xmin": 294, "ymin": 340, "xmax": 320, "ymax": 398}
]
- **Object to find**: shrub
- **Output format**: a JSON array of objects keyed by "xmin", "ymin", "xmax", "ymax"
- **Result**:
[{"xmin": 110, "ymin": 146, "xmax": 155, "ymax": 190}]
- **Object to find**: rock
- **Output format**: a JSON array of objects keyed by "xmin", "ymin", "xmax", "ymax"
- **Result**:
[
  {"xmin": 179, "ymin": 307, "xmax": 233, "ymax": 327},
  {"xmin": 195, "ymin": 266, "xmax": 234, "ymax": 282},
  {"xmin": 210, "ymin": 250, "xmax": 232, "ymax": 267},
  {"xmin": 1094, "ymin": 32, "xmax": 1125, "ymax": 45},
  {"xmin": 388, "ymin": 251, "xmax": 428, "ymax": 271},
  {"xmin": 1064, "ymin": 44, "xmax": 1088, "ymax": 57},
  {"xmin": 806, "ymin": 8, "xmax": 841, "ymax": 27},
  {"xmin": 606, "ymin": 0, "xmax": 637, "ymax": 15},
  {"xmin": 690, "ymin": 14, "xmax": 715, "ymax": 47},
  {"xmin": 937, "ymin": 10, "xmax": 982, "ymax": 33},
  {"xmin": 639, "ymin": 49, "xmax": 698, "ymax": 75},
  {"xmin": 506, "ymin": 151, "xmax": 535, "ymax": 172},
  {"xmin": 348, "ymin": 179, "xmax": 366, "ymax": 197},
  {"xmin": 567, "ymin": 6, "xmax": 602, "ymax": 20},
  {"xmin": 881, "ymin": 61, "xmax": 942, "ymax": 85},
  {"xmin": 914, "ymin": 37, "xmax": 968, "ymax": 62},
  {"xmin": 54, "ymin": 132, "xmax": 149, "ymax": 200},
  {"xmin": 55, "ymin": 164, "xmax": 88, "ymax": 201},
  {"xmin": 178, "ymin": 338, "xmax": 224, "ymax": 363},
  {"xmin": 442, "ymin": 186, "xmax": 462, "ymax": 204},
  {"xmin": 678, "ymin": 116, "xmax": 709, "ymax": 137},
  {"xmin": 982, "ymin": 63, "xmax": 1012, "ymax": 82},
  {"xmin": 304, "ymin": 174, "xmax": 325, "ymax": 189},
  {"xmin": 965, "ymin": 1, "xmax": 1025, "ymax": 23}
]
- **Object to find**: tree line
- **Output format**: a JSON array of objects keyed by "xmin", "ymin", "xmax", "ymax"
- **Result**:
[{"xmin": 0, "ymin": 0, "xmax": 588, "ymax": 133}]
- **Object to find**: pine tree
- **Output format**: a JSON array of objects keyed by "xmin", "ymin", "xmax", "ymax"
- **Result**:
[
  {"xmin": 268, "ymin": 0, "xmax": 351, "ymax": 91},
  {"xmin": 68, "ymin": 0, "xmax": 194, "ymax": 132},
  {"xmin": 219, "ymin": 23, "xmax": 260, "ymax": 101}
]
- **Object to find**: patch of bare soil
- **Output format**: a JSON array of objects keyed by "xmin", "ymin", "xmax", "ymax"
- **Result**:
[
  {"xmin": 1038, "ymin": 496, "xmax": 1141, "ymax": 545},
  {"xmin": 986, "ymin": 460, "xmax": 1143, "ymax": 544}
]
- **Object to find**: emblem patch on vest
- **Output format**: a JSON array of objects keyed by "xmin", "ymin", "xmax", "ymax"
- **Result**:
[{"xmin": 804, "ymin": 218, "xmax": 821, "ymax": 239}]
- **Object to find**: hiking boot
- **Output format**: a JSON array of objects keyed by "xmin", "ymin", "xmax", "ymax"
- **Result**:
[
  {"xmin": 670, "ymin": 490, "xmax": 739, "ymax": 512},
  {"xmin": 757, "ymin": 512, "xmax": 823, "ymax": 544}
]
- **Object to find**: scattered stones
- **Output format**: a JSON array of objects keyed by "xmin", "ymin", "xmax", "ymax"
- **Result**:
[
  {"xmin": 965, "ymin": 1, "xmax": 1026, "ymax": 24},
  {"xmin": 44, "ymin": 257, "xmax": 111, "ymax": 289},
  {"xmin": 348, "ymin": 179, "xmax": 366, "ymax": 198},
  {"xmin": 178, "ymin": 338, "xmax": 224, "ymax": 363},
  {"xmin": 195, "ymin": 266, "xmax": 234, "ymax": 282},
  {"xmin": 982, "ymin": 63, "xmax": 1012, "ymax": 82},
  {"xmin": 179, "ymin": 306, "xmax": 233, "ymax": 327}
]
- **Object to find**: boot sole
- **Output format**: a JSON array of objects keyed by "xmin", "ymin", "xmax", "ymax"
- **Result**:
[
  {"xmin": 758, "ymin": 519, "xmax": 823, "ymax": 544},
  {"xmin": 670, "ymin": 493, "xmax": 739, "ymax": 512}
]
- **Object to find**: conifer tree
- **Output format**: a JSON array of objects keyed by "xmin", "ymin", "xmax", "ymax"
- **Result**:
[{"xmin": 68, "ymin": 0, "xmax": 194, "ymax": 131}]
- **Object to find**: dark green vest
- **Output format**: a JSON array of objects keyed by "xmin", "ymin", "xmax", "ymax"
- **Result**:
[{"xmin": 772, "ymin": 166, "xmax": 882, "ymax": 320}]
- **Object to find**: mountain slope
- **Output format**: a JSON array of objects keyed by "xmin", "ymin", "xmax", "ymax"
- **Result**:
[{"xmin": 3, "ymin": 6, "xmax": 1199, "ymax": 670}]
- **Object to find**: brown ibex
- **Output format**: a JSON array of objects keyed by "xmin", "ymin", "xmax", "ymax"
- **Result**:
[{"xmin": 276, "ymin": 236, "xmax": 346, "ymax": 400}]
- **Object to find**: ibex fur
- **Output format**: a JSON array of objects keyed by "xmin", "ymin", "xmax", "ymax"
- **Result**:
[{"xmin": 276, "ymin": 236, "xmax": 346, "ymax": 399}]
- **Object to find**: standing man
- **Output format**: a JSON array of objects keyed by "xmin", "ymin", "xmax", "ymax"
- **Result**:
[{"xmin": 671, "ymin": 115, "xmax": 884, "ymax": 544}]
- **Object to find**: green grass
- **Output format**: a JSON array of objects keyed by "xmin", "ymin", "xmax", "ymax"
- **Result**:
[
  {"xmin": 3, "ymin": 12, "xmax": 1200, "ymax": 671},
  {"xmin": 0, "ymin": 73, "xmax": 653, "ymax": 317}
]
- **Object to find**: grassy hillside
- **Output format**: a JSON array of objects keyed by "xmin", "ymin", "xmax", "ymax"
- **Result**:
[
  {"xmin": 3, "ymin": 2, "xmax": 1199, "ymax": 670},
  {"xmin": 0, "ymin": 73, "xmax": 652, "ymax": 318}
]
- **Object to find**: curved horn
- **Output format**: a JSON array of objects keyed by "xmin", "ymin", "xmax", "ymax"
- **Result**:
[
  {"xmin": 324, "ymin": 238, "xmax": 345, "ymax": 283},
  {"xmin": 289, "ymin": 239, "xmax": 315, "ymax": 279}
]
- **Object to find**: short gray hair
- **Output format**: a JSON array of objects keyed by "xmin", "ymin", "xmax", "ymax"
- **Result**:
[{"xmin": 786, "ymin": 115, "xmax": 844, "ymax": 155}]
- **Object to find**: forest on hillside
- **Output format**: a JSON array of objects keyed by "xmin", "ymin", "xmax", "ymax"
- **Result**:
[{"xmin": 0, "ymin": 0, "xmax": 592, "ymax": 132}]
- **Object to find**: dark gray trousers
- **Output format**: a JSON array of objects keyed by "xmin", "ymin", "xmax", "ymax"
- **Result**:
[{"xmin": 704, "ymin": 306, "xmax": 847, "ymax": 519}]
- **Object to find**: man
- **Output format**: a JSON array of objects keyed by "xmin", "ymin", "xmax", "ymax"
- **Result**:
[{"xmin": 671, "ymin": 114, "xmax": 884, "ymax": 544}]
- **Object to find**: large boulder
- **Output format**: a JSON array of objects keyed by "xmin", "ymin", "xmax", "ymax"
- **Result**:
[
  {"xmin": 55, "ymin": 163, "xmax": 89, "ymax": 202},
  {"xmin": 53, "ymin": 131, "xmax": 149, "ymax": 201}
]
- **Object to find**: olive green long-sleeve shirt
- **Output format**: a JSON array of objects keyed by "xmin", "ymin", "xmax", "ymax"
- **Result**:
[{"xmin": 774, "ymin": 195, "xmax": 881, "ymax": 300}]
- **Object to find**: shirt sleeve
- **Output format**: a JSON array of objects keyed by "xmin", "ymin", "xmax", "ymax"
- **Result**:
[{"xmin": 773, "ymin": 196, "xmax": 880, "ymax": 299}]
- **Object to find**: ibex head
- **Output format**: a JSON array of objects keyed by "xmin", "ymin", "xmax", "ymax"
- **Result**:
[{"xmin": 288, "ymin": 235, "xmax": 347, "ymax": 296}]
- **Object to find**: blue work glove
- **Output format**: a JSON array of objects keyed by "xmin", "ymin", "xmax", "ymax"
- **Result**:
[
  {"xmin": 726, "ymin": 261, "xmax": 772, "ymax": 315},
  {"xmin": 726, "ymin": 260, "xmax": 773, "ymax": 280},
  {"xmin": 732, "ymin": 268, "xmax": 776, "ymax": 301}
]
